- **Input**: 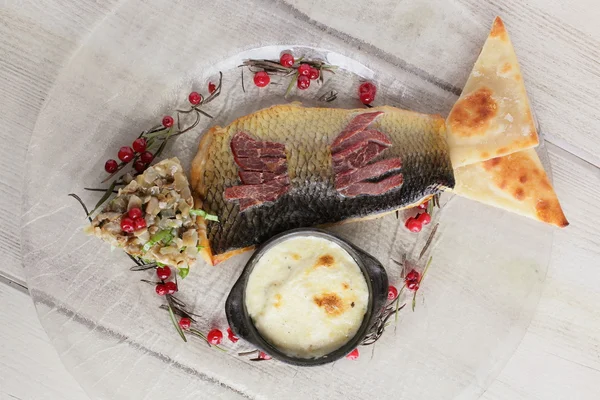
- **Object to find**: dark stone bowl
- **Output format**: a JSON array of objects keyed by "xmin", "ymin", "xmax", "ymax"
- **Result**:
[{"xmin": 225, "ymin": 228, "xmax": 388, "ymax": 366}]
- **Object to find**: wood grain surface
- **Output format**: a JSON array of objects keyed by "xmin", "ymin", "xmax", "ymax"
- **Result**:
[{"xmin": 1, "ymin": 1, "xmax": 599, "ymax": 399}]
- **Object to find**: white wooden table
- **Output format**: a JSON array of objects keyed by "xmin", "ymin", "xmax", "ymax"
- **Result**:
[{"xmin": 1, "ymin": 1, "xmax": 599, "ymax": 399}]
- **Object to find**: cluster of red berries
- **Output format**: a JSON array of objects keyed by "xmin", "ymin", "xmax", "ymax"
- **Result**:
[
  {"xmin": 358, "ymin": 82, "xmax": 377, "ymax": 105},
  {"xmin": 253, "ymin": 53, "xmax": 320, "ymax": 90},
  {"xmin": 105, "ymin": 136, "xmax": 155, "ymax": 175},
  {"xmin": 405, "ymin": 201, "xmax": 432, "ymax": 233},
  {"xmin": 120, "ymin": 207, "xmax": 147, "ymax": 233},
  {"xmin": 188, "ymin": 81, "xmax": 216, "ymax": 106},
  {"xmin": 154, "ymin": 266, "xmax": 178, "ymax": 296}
]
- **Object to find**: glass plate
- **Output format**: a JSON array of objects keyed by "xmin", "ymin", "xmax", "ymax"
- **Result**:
[{"xmin": 22, "ymin": 0, "xmax": 554, "ymax": 399}]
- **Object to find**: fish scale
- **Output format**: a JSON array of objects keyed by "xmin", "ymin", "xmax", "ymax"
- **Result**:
[{"xmin": 190, "ymin": 104, "xmax": 454, "ymax": 264}]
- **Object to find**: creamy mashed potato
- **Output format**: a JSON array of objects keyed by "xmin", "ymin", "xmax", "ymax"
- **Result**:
[{"xmin": 245, "ymin": 236, "xmax": 369, "ymax": 358}]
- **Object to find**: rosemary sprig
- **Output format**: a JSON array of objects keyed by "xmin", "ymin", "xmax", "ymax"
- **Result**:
[
  {"xmin": 68, "ymin": 193, "xmax": 92, "ymax": 223},
  {"xmin": 167, "ymin": 295, "xmax": 187, "ymax": 342},
  {"xmin": 318, "ymin": 90, "xmax": 338, "ymax": 102},
  {"xmin": 285, "ymin": 73, "xmax": 298, "ymax": 97},
  {"xmin": 412, "ymin": 256, "xmax": 433, "ymax": 312}
]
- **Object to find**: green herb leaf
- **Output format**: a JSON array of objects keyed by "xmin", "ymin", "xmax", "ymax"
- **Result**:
[
  {"xmin": 167, "ymin": 297, "xmax": 187, "ymax": 342},
  {"xmin": 178, "ymin": 267, "xmax": 190, "ymax": 279},
  {"xmin": 88, "ymin": 180, "xmax": 118, "ymax": 216},
  {"xmin": 143, "ymin": 230, "xmax": 173, "ymax": 253},
  {"xmin": 189, "ymin": 209, "xmax": 219, "ymax": 222},
  {"xmin": 285, "ymin": 73, "xmax": 298, "ymax": 98}
]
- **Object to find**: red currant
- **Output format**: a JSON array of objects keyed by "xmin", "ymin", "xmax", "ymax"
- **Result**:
[
  {"xmin": 298, "ymin": 63, "xmax": 311, "ymax": 76},
  {"xmin": 258, "ymin": 351, "xmax": 271, "ymax": 360},
  {"xmin": 417, "ymin": 212, "xmax": 432, "ymax": 225},
  {"xmin": 165, "ymin": 281, "xmax": 178, "ymax": 294},
  {"xmin": 407, "ymin": 280, "xmax": 420, "ymax": 291},
  {"xmin": 406, "ymin": 270, "xmax": 420, "ymax": 282},
  {"xmin": 140, "ymin": 151, "xmax": 154, "ymax": 164},
  {"xmin": 104, "ymin": 159, "xmax": 118, "ymax": 173},
  {"xmin": 359, "ymin": 81, "xmax": 376, "ymax": 94},
  {"xmin": 208, "ymin": 82, "xmax": 216, "ymax": 94},
  {"xmin": 405, "ymin": 217, "xmax": 422, "ymax": 233},
  {"xmin": 188, "ymin": 91, "xmax": 202, "ymax": 105},
  {"xmin": 297, "ymin": 75, "xmax": 310, "ymax": 90},
  {"xmin": 128, "ymin": 207, "xmax": 143, "ymax": 219},
  {"xmin": 179, "ymin": 317, "xmax": 191, "ymax": 330},
  {"xmin": 387, "ymin": 285, "xmax": 398, "ymax": 300},
  {"xmin": 227, "ymin": 327, "xmax": 239, "ymax": 343},
  {"xmin": 207, "ymin": 329, "xmax": 223, "ymax": 345},
  {"xmin": 253, "ymin": 71, "xmax": 270, "ymax": 87},
  {"xmin": 417, "ymin": 201, "xmax": 429, "ymax": 210},
  {"xmin": 133, "ymin": 159, "xmax": 147, "ymax": 173},
  {"xmin": 346, "ymin": 348, "xmax": 359, "ymax": 360},
  {"xmin": 308, "ymin": 67, "xmax": 320, "ymax": 80},
  {"xmin": 118, "ymin": 146, "xmax": 135, "ymax": 162},
  {"xmin": 156, "ymin": 266, "xmax": 171, "ymax": 280},
  {"xmin": 279, "ymin": 53, "xmax": 294, "ymax": 67},
  {"xmin": 120, "ymin": 217, "xmax": 135, "ymax": 233},
  {"xmin": 155, "ymin": 284, "xmax": 168, "ymax": 296},
  {"xmin": 162, "ymin": 115, "xmax": 174, "ymax": 128},
  {"xmin": 133, "ymin": 217, "xmax": 146, "ymax": 230},
  {"xmin": 132, "ymin": 138, "xmax": 147, "ymax": 153},
  {"xmin": 358, "ymin": 82, "xmax": 377, "ymax": 105}
]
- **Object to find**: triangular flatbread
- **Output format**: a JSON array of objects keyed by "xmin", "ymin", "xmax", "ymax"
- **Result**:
[
  {"xmin": 446, "ymin": 16, "xmax": 539, "ymax": 168},
  {"xmin": 452, "ymin": 148, "xmax": 568, "ymax": 227},
  {"xmin": 87, "ymin": 157, "xmax": 202, "ymax": 268}
]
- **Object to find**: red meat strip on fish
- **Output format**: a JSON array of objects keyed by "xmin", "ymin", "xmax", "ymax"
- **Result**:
[
  {"xmin": 331, "ymin": 111, "xmax": 384, "ymax": 148},
  {"xmin": 335, "ymin": 158, "xmax": 402, "ymax": 190},
  {"xmin": 233, "ymin": 156, "xmax": 287, "ymax": 173},
  {"xmin": 331, "ymin": 129, "xmax": 392, "ymax": 154},
  {"xmin": 227, "ymin": 132, "xmax": 291, "ymax": 211},
  {"xmin": 331, "ymin": 112, "xmax": 403, "ymax": 197},
  {"xmin": 338, "ymin": 174, "xmax": 404, "ymax": 197},
  {"xmin": 238, "ymin": 170, "xmax": 289, "ymax": 185},
  {"xmin": 333, "ymin": 142, "xmax": 388, "ymax": 174}
]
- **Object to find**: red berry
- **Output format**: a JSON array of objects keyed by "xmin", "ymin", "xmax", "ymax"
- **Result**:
[
  {"xmin": 165, "ymin": 281, "xmax": 178, "ymax": 294},
  {"xmin": 128, "ymin": 207, "xmax": 143, "ymax": 219},
  {"xmin": 417, "ymin": 201, "xmax": 429, "ymax": 210},
  {"xmin": 132, "ymin": 138, "xmax": 147, "ymax": 153},
  {"xmin": 258, "ymin": 351, "xmax": 271, "ymax": 360},
  {"xmin": 253, "ymin": 71, "xmax": 270, "ymax": 87},
  {"xmin": 133, "ymin": 217, "xmax": 146, "ymax": 230},
  {"xmin": 346, "ymin": 348, "xmax": 359, "ymax": 360},
  {"xmin": 104, "ymin": 159, "xmax": 119, "ymax": 173},
  {"xmin": 179, "ymin": 317, "xmax": 191, "ymax": 330},
  {"xmin": 387, "ymin": 285, "xmax": 398, "ymax": 300},
  {"xmin": 120, "ymin": 217, "xmax": 135, "ymax": 233},
  {"xmin": 417, "ymin": 212, "xmax": 432, "ymax": 225},
  {"xmin": 358, "ymin": 82, "xmax": 377, "ymax": 105},
  {"xmin": 407, "ymin": 280, "xmax": 420, "ymax": 291},
  {"xmin": 406, "ymin": 269, "xmax": 420, "ymax": 283},
  {"xmin": 208, "ymin": 82, "xmax": 216, "ymax": 94},
  {"xmin": 162, "ymin": 115, "xmax": 174, "ymax": 128},
  {"xmin": 155, "ymin": 284, "xmax": 168, "ymax": 296},
  {"xmin": 156, "ymin": 266, "xmax": 171, "ymax": 280},
  {"xmin": 308, "ymin": 67, "xmax": 320, "ymax": 80},
  {"xmin": 207, "ymin": 329, "xmax": 223, "ymax": 345},
  {"xmin": 359, "ymin": 81, "xmax": 376, "ymax": 94},
  {"xmin": 279, "ymin": 53, "xmax": 295, "ymax": 67},
  {"xmin": 118, "ymin": 146, "xmax": 134, "ymax": 162},
  {"xmin": 133, "ymin": 159, "xmax": 147, "ymax": 173},
  {"xmin": 140, "ymin": 151, "xmax": 154, "ymax": 164},
  {"xmin": 227, "ymin": 327, "xmax": 239, "ymax": 343},
  {"xmin": 405, "ymin": 217, "xmax": 422, "ymax": 233},
  {"xmin": 297, "ymin": 75, "xmax": 310, "ymax": 90},
  {"xmin": 298, "ymin": 63, "xmax": 311, "ymax": 76},
  {"xmin": 188, "ymin": 91, "xmax": 202, "ymax": 105}
]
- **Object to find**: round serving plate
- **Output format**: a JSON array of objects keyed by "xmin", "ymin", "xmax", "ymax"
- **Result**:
[{"xmin": 22, "ymin": 0, "xmax": 554, "ymax": 399}]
